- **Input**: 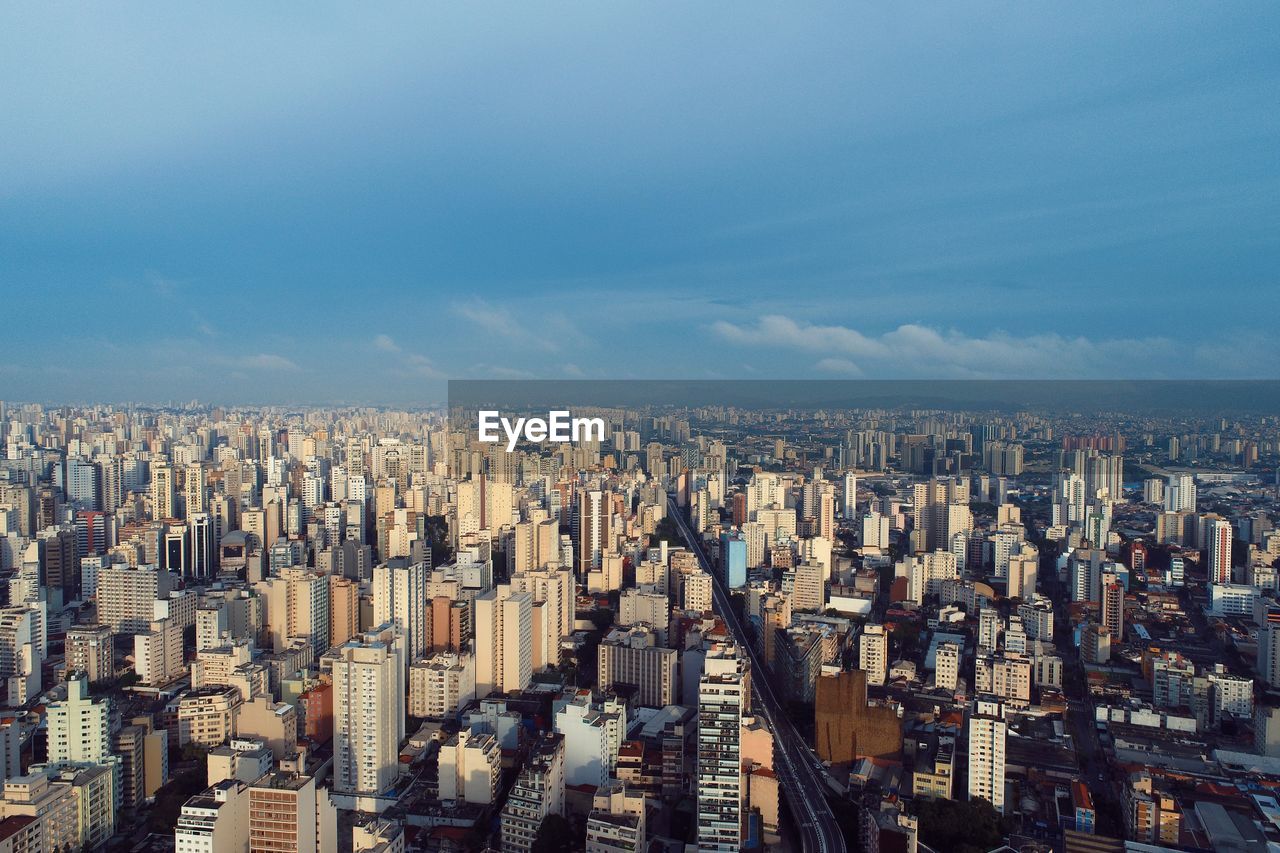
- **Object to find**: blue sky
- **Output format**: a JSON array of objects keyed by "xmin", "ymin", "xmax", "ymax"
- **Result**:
[{"xmin": 2, "ymin": 3, "xmax": 1278, "ymax": 404}]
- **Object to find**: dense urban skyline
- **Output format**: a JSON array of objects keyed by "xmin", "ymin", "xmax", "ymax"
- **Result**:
[
  {"xmin": 4, "ymin": 4, "xmax": 1280, "ymax": 403},
  {"xmin": 3, "ymin": 399, "xmax": 1280, "ymax": 851},
  {"xmin": 3, "ymin": 5, "xmax": 1280, "ymax": 853}
]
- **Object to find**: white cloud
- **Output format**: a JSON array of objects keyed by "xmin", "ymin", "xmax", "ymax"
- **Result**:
[
  {"xmin": 486, "ymin": 365, "xmax": 536, "ymax": 379},
  {"xmin": 401, "ymin": 353, "xmax": 445, "ymax": 379},
  {"xmin": 710, "ymin": 314, "xmax": 1229, "ymax": 378},
  {"xmin": 451, "ymin": 297, "xmax": 590, "ymax": 354},
  {"xmin": 372, "ymin": 333, "xmax": 400, "ymax": 353},
  {"xmin": 236, "ymin": 353, "xmax": 300, "ymax": 372},
  {"xmin": 814, "ymin": 357, "xmax": 863, "ymax": 376}
]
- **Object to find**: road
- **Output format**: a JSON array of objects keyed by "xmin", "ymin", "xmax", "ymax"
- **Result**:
[{"xmin": 667, "ymin": 494, "xmax": 847, "ymax": 853}]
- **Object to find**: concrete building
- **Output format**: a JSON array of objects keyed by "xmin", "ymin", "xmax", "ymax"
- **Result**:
[
  {"xmin": 64, "ymin": 624, "xmax": 113, "ymax": 683},
  {"xmin": 437, "ymin": 729, "xmax": 500, "ymax": 805},
  {"xmin": 585, "ymin": 779, "xmax": 646, "ymax": 853},
  {"xmin": 597, "ymin": 625, "xmax": 677, "ymax": 708},
  {"xmin": 860, "ymin": 624, "xmax": 887, "ymax": 686},
  {"xmin": 97, "ymin": 564, "xmax": 173, "ymax": 633},
  {"xmin": 554, "ymin": 690, "xmax": 614, "ymax": 790},
  {"xmin": 135, "ymin": 618, "xmax": 185, "ymax": 686},
  {"xmin": 474, "ymin": 586, "xmax": 533, "ymax": 698},
  {"xmin": 696, "ymin": 644, "xmax": 747, "ymax": 852},
  {"xmin": 246, "ymin": 770, "xmax": 337, "ymax": 853},
  {"xmin": 175, "ymin": 779, "xmax": 249, "ymax": 853},
  {"xmin": 372, "ymin": 560, "xmax": 428, "ymax": 666},
  {"xmin": 934, "ymin": 642, "xmax": 960, "ymax": 693},
  {"xmin": 407, "ymin": 652, "xmax": 475, "ymax": 720},
  {"xmin": 500, "ymin": 734, "xmax": 565, "ymax": 853},
  {"xmin": 325, "ymin": 625, "xmax": 405, "ymax": 799},
  {"xmin": 968, "ymin": 701, "xmax": 1007, "ymax": 814},
  {"xmin": 683, "ymin": 570, "xmax": 713, "ymax": 613},
  {"xmin": 178, "ymin": 687, "xmax": 243, "ymax": 749},
  {"xmin": 236, "ymin": 696, "xmax": 298, "ymax": 762}
]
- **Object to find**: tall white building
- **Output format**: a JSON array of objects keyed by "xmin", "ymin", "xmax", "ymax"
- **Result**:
[
  {"xmin": 842, "ymin": 472, "xmax": 858, "ymax": 517},
  {"xmin": 0, "ymin": 605, "xmax": 43, "ymax": 705},
  {"xmin": 862, "ymin": 511, "xmax": 890, "ymax": 551},
  {"xmin": 325, "ymin": 624, "xmax": 405, "ymax": 798},
  {"xmin": 967, "ymin": 701, "xmax": 1007, "ymax": 813},
  {"xmin": 45, "ymin": 672, "xmax": 117, "ymax": 761},
  {"xmin": 372, "ymin": 560, "xmax": 428, "ymax": 665},
  {"xmin": 696, "ymin": 644, "xmax": 747, "ymax": 852},
  {"xmin": 554, "ymin": 690, "xmax": 614, "ymax": 789},
  {"xmin": 935, "ymin": 642, "xmax": 961, "ymax": 692},
  {"xmin": 860, "ymin": 624, "xmax": 887, "ymax": 686},
  {"xmin": 684, "ymin": 570, "xmax": 714, "ymax": 613},
  {"xmin": 1164, "ymin": 473, "xmax": 1196, "ymax": 513}
]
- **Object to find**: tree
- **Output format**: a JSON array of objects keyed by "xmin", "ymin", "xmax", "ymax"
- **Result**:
[
  {"xmin": 653, "ymin": 516, "xmax": 681, "ymax": 546},
  {"xmin": 531, "ymin": 814, "xmax": 577, "ymax": 853},
  {"xmin": 915, "ymin": 796, "xmax": 1008, "ymax": 853}
]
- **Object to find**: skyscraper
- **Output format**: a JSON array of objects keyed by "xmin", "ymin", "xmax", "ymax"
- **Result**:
[
  {"xmin": 1206, "ymin": 518, "xmax": 1233, "ymax": 585},
  {"xmin": 719, "ymin": 531, "xmax": 747, "ymax": 589},
  {"xmin": 151, "ymin": 459, "xmax": 176, "ymax": 520},
  {"xmin": 1101, "ymin": 572, "xmax": 1125, "ymax": 642},
  {"xmin": 696, "ymin": 644, "xmax": 747, "ymax": 852},
  {"xmin": 325, "ymin": 624, "xmax": 405, "ymax": 798},
  {"xmin": 1164, "ymin": 473, "xmax": 1196, "ymax": 513},
  {"xmin": 842, "ymin": 471, "xmax": 858, "ymax": 517},
  {"xmin": 474, "ymin": 585, "xmax": 533, "ymax": 698},
  {"xmin": 860, "ymin": 624, "xmax": 888, "ymax": 686},
  {"xmin": 372, "ymin": 559, "xmax": 428, "ymax": 665},
  {"xmin": 967, "ymin": 700, "xmax": 1007, "ymax": 813},
  {"xmin": 577, "ymin": 489, "xmax": 610, "ymax": 582}
]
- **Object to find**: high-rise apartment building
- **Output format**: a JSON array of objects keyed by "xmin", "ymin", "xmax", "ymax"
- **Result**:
[
  {"xmin": 151, "ymin": 460, "xmax": 176, "ymax": 520},
  {"xmin": 1206, "ymin": 518, "xmax": 1233, "ymax": 585},
  {"xmin": 98, "ymin": 564, "xmax": 173, "ymax": 634},
  {"xmin": 372, "ymin": 559, "xmax": 428, "ymax": 665},
  {"xmin": 64, "ymin": 624, "xmax": 114, "ymax": 683},
  {"xmin": 247, "ymin": 770, "xmax": 337, "ymax": 853},
  {"xmin": 474, "ymin": 585, "xmax": 533, "ymax": 698},
  {"xmin": 325, "ymin": 625, "xmax": 405, "ymax": 798},
  {"xmin": 577, "ymin": 489, "xmax": 611, "ymax": 581},
  {"xmin": 860, "ymin": 624, "xmax": 887, "ymax": 686},
  {"xmin": 696, "ymin": 644, "xmax": 747, "ymax": 852},
  {"xmin": 1101, "ymin": 573, "xmax": 1125, "ymax": 642},
  {"xmin": 500, "ymin": 734, "xmax": 566, "ymax": 853},
  {"xmin": 967, "ymin": 701, "xmax": 1007, "ymax": 813},
  {"xmin": 1164, "ymin": 473, "xmax": 1196, "ymax": 513}
]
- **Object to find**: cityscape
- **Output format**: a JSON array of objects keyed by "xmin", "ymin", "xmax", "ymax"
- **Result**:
[
  {"xmin": 3, "ymin": 4, "xmax": 1279, "ymax": 853},
  {"xmin": 0, "ymin": 392, "xmax": 1276, "ymax": 851}
]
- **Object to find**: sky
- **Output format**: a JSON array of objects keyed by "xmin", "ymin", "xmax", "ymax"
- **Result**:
[{"xmin": 2, "ymin": 3, "xmax": 1278, "ymax": 405}]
